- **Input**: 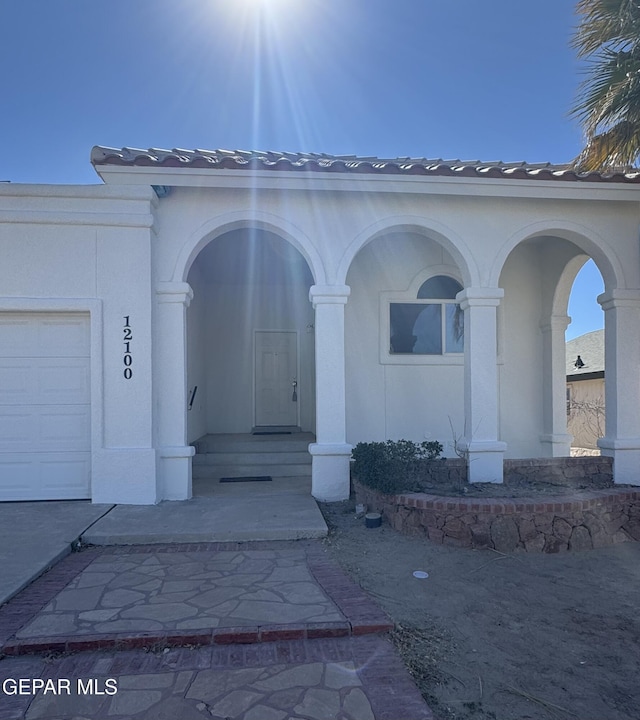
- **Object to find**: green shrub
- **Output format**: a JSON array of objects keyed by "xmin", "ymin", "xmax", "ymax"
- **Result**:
[{"xmin": 352, "ymin": 439, "xmax": 443, "ymax": 495}]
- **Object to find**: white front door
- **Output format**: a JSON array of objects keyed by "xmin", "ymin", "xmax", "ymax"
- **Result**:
[
  {"xmin": 0, "ymin": 313, "xmax": 91, "ymax": 500},
  {"xmin": 255, "ymin": 331, "xmax": 298, "ymax": 427}
]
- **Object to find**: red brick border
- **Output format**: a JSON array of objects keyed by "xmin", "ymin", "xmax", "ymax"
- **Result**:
[{"xmin": 0, "ymin": 636, "xmax": 434, "ymax": 720}]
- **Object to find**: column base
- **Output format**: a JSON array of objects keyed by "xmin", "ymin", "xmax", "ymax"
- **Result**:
[
  {"xmin": 598, "ymin": 438, "xmax": 640, "ymax": 486},
  {"xmin": 92, "ymin": 449, "xmax": 158, "ymax": 504},
  {"xmin": 460, "ymin": 441, "xmax": 506, "ymax": 484},
  {"xmin": 308, "ymin": 443, "xmax": 352, "ymax": 502},
  {"xmin": 539, "ymin": 434, "xmax": 573, "ymax": 458},
  {"xmin": 158, "ymin": 446, "xmax": 196, "ymax": 500}
]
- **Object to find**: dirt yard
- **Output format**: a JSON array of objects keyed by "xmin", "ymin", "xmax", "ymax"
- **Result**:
[{"xmin": 319, "ymin": 499, "xmax": 640, "ymax": 720}]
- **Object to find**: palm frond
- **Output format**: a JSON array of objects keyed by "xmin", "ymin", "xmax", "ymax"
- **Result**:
[
  {"xmin": 571, "ymin": 120, "xmax": 640, "ymax": 170},
  {"xmin": 574, "ymin": 0, "xmax": 640, "ymax": 56},
  {"xmin": 572, "ymin": 0, "xmax": 640, "ymax": 169}
]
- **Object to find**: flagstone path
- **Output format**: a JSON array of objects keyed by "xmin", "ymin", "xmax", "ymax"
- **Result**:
[
  {"xmin": 15, "ymin": 549, "xmax": 343, "ymax": 639},
  {"xmin": 0, "ymin": 541, "xmax": 434, "ymax": 719}
]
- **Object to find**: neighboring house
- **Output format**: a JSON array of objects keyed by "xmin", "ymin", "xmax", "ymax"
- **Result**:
[
  {"xmin": 1, "ymin": 148, "xmax": 640, "ymax": 504},
  {"xmin": 566, "ymin": 330, "xmax": 605, "ymax": 450}
]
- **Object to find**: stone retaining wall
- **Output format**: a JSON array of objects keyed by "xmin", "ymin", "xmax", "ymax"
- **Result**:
[
  {"xmin": 354, "ymin": 480, "xmax": 640, "ymax": 553},
  {"xmin": 414, "ymin": 456, "xmax": 613, "ymax": 488},
  {"xmin": 504, "ymin": 456, "xmax": 613, "ymax": 488}
]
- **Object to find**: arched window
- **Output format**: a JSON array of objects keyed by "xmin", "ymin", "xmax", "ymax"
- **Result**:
[{"xmin": 390, "ymin": 275, "xmax": 464, "ymax": 355}]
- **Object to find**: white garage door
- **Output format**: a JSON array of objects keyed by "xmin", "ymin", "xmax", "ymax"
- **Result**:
[{"xmin": 0, "ymin": 313, "xmax": 91, "ymax": 501}]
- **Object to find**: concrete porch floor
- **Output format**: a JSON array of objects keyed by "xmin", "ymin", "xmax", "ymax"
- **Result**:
[{"xmin": 82, "ymin": 477, "xmax": 327, "ymax": 546}]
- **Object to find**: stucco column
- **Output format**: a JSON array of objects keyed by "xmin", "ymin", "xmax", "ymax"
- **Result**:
[
  {"xmin": 308, "ymin": 285, "xmax": 352, "ymax": 502},
  {"xmin": 540, "ymin": 314, "xmax": 572, "ymax": 456},
  {"xmin": 597, "ymin": 290, "xmax": 640, "ymax": 485},
  {"xmin": 457, "ymin": 288, "xmax": 506, "ymax": 483},
  {"xmin": 155, "ymin": 282, "xmax": 196, "ymax": 500}
]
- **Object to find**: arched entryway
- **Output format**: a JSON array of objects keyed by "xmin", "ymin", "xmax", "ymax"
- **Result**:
[
  {"xmin": 496, "ymin": 227, "xmax": 640, "ymax": 485},
  {"xmin": 344, "ymin": 226, "xmax": 471, "ymax": 454},
  {"xmin": 185, "ymin": 227, "xmax": 316, "ymax": 494}
]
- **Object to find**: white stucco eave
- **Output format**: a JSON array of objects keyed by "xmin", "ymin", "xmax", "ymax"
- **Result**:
[
  {"xmin": 0, "ymin": 183, "xmax": 157, "ymax": 228},
  {"xmin": 94, "ymin": 165, "xmax": 640, "ymax": 202}
]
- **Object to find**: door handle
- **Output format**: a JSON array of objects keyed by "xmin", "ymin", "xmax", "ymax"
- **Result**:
[{"xmin": 292, "ymin": 378, "xmax": 297, "ymax": 402}]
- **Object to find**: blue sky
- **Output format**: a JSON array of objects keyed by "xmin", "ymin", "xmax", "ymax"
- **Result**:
[{"xmin": 0, "ymin": 0, "xmax": 602, "ymax": 338}]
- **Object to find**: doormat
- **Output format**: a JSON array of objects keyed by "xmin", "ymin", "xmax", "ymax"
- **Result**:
[
  {"xmin": 219, "ymin": 476, "xmax": 273, "ymax": 483},
  {"xmin": 252, "ymin": 431, "xmax": 292, "ymax": 435}
]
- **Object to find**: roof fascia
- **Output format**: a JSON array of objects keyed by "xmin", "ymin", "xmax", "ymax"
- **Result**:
[
  {"xmin": 566, "ymin": 371, "xmax": 605, "ymax": 381},
  {"xmin": 94, "ymin": 165, "xmax": 640, "ymax": 202}
]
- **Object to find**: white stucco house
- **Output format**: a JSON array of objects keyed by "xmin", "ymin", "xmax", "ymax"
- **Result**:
[{"xmin": 1, "ymin": 147, "xmax": 639, "ymax": 504}]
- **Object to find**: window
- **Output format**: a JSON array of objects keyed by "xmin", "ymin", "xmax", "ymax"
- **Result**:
[{"xmin": 389, "ymin": 276, "xmax": 464, "ymax": 355}]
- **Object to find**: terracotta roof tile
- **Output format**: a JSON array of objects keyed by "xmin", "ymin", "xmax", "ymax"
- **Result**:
[{"xmin": 90, "ymin": 146, "xmax": 640, "ymax": 183}]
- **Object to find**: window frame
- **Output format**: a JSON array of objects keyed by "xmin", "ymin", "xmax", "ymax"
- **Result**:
[{"xmin": 380, "ymin": 268, "xmax": 465, "ymax": 366}]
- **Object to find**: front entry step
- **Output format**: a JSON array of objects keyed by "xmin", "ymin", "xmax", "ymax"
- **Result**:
[{"xmin": 192, "ymin": 433, "xmax": 314, "ymax": 480}]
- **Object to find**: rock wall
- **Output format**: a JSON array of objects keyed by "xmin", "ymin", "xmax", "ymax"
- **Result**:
[
  {"xmin": 412, "ymin": 456, "xmax": 613, "ymax": 488},
  {"xmin": 354, "ymin": 480, "xmax": 640, "ymax": 553},
  {"xmin": 504, "ymin": 456, "xmax": 613, "ymax": 489}
]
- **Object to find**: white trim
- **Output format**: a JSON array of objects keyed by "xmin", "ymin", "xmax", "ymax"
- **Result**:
[
  {"xmin": 95, "ymin": 165, "xmax": 640, "ymax": 201},
  {"xmin": 379, "ymin": 268, "xmax": 465, "ymax": 365}
]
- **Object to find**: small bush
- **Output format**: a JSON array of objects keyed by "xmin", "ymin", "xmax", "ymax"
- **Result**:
[{"xmin": 352, "ymin": 439, "xmax": 443, "ymax": 495}]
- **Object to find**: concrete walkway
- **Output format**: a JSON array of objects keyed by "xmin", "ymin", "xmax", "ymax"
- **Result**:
[
  {"xmin": 83, "ymin": 482, "xmax": 327, "ymax": 545},
  {"xmin": 0, "ymin": 501, "xmax": 113, "ymax": 606},
  {"xmin": 0, "ymin": 541, "xmax": 434, "ymax": 719},
  {"xmin": 0, "ymin": 482, "xmax": 326, "ymax": 607}
]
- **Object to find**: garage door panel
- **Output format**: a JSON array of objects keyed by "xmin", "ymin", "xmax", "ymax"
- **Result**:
[
  {"xmin": 0, "ymin": 312, "xmax": 91, "ymax": 500},
  {"xmin": 40, "ymin": 408, "xmax": 91, "ymax": 450},
  {"xmin": 0, "ymin": 454, "xmax": 90, "ymax": 500},
  {"xmin": 0, "ymin": 459, "xmax": 32, "ymax": 492},
  {"xmin": 39, "ymin": 318, "xmax": 90, "ymax": 357},
  {"xmin": 0, "ymin": 410, "xmax": 33, "ymax": 451},
  {"xmin": 0, "ymin": 362, "xmax": 32, "ymax": 404},
  {"xmin": 0, "ymin": 406, "xmax": 90, "ymax": 451},
  {"xmin": 0, "ymin": 318, "xmax": 37, "ymax": 357},
  {"xmin": 40, "ymin": 455, "xmax": 91, "ymax": 494},
  {"xmin": 38, "ymin": 360, "xmax": 90, "ymax": 404}
]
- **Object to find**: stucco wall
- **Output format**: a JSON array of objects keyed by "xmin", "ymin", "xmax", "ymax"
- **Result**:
[
  {"xmin": 0, "ymin": 185, "xmax": 158, "ymax": 504},
  {"xmin": 345, "ymin": 232, "xmax": 464, "ymax": 454},
  {"xmin": 499, "ymin": 242, "xmax": 545, "ymax": 457},
  {"xmin": 186, "ymin": 262, "xmax": 208, "ymax": 443},
  {"xmin": 203, "ymin": 282, "xmax": 315, "ymax": 434},
  {"xmin": 3, "ymin": 170, "xmax": 640, "ymax": 503},
  {"xmin": 568, "ymin": 377, "xmax": 605, "ymax": 449}
]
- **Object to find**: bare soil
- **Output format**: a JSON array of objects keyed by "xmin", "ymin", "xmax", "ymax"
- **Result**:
[{"xmin": 319, "ymin": 498, "xmax": 640, "ymax": 720}]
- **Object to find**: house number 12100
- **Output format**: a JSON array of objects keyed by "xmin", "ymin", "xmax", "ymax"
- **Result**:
[{"xmin": 123, "ymin": 316, "xmax": 133, "ymax": 379}]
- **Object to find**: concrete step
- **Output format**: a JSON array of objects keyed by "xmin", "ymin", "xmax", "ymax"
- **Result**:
[
  {"xmin": 194, "ymin": 433, "xmax": 315, "ymax": 455},
  {"xmin": 193, "ymin": 451, "xmax": 312, "ymax": 467},
  {"xmin": 192, "ymin": 463, "xmax": 312, "ymax": 479}
]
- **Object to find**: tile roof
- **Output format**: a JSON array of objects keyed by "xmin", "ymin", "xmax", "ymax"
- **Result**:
[
  {"xmin": 91, "ymin": 146, "xmax": 640, "ymax": 184},
  {"xmin": 566, "ymin": 329, "xmax": 604, "ymax": 377}
]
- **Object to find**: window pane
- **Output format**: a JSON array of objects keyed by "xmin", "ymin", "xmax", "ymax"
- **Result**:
[
  {"xmin": 445, "ymin": 304, "xmax": 464, "ymax": 353},
  {"xmin": 417, "ymin": 275, "xmax": 463, "ymax": 299},
  {"xmin": 390, "ymin": 303, "xmax": 442, "ymax": 354},
  {"xmin": 413, "ymin": 305, "xmax": 442, "ymax": 354},
  {"xmin": 390, "ymin": 304, "xmax": 420, "ymax": 353}
]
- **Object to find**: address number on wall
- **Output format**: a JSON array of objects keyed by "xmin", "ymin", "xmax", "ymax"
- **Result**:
[{"xmin": 123, "ymin": 316, "xmax": 133, "ymax": 379}]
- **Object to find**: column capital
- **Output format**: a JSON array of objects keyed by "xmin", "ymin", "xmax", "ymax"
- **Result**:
[
  {"xmin": 156, "ymin": 282, "xmax": 194, "ymax": 307},
  {"xmin": 456, "ymin": 287, "xmax": 504, "ymax": 310},
  {"xmin": 309, "ymin": 284, "xmax": 350, "ymax": 307},
  {"xmin": 540, "ymin": 314, "xmax": 571, "ymax": 333},
  {"xmin": 597, "ymin": 289, "xmax": 640, "ymax": 311}
]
